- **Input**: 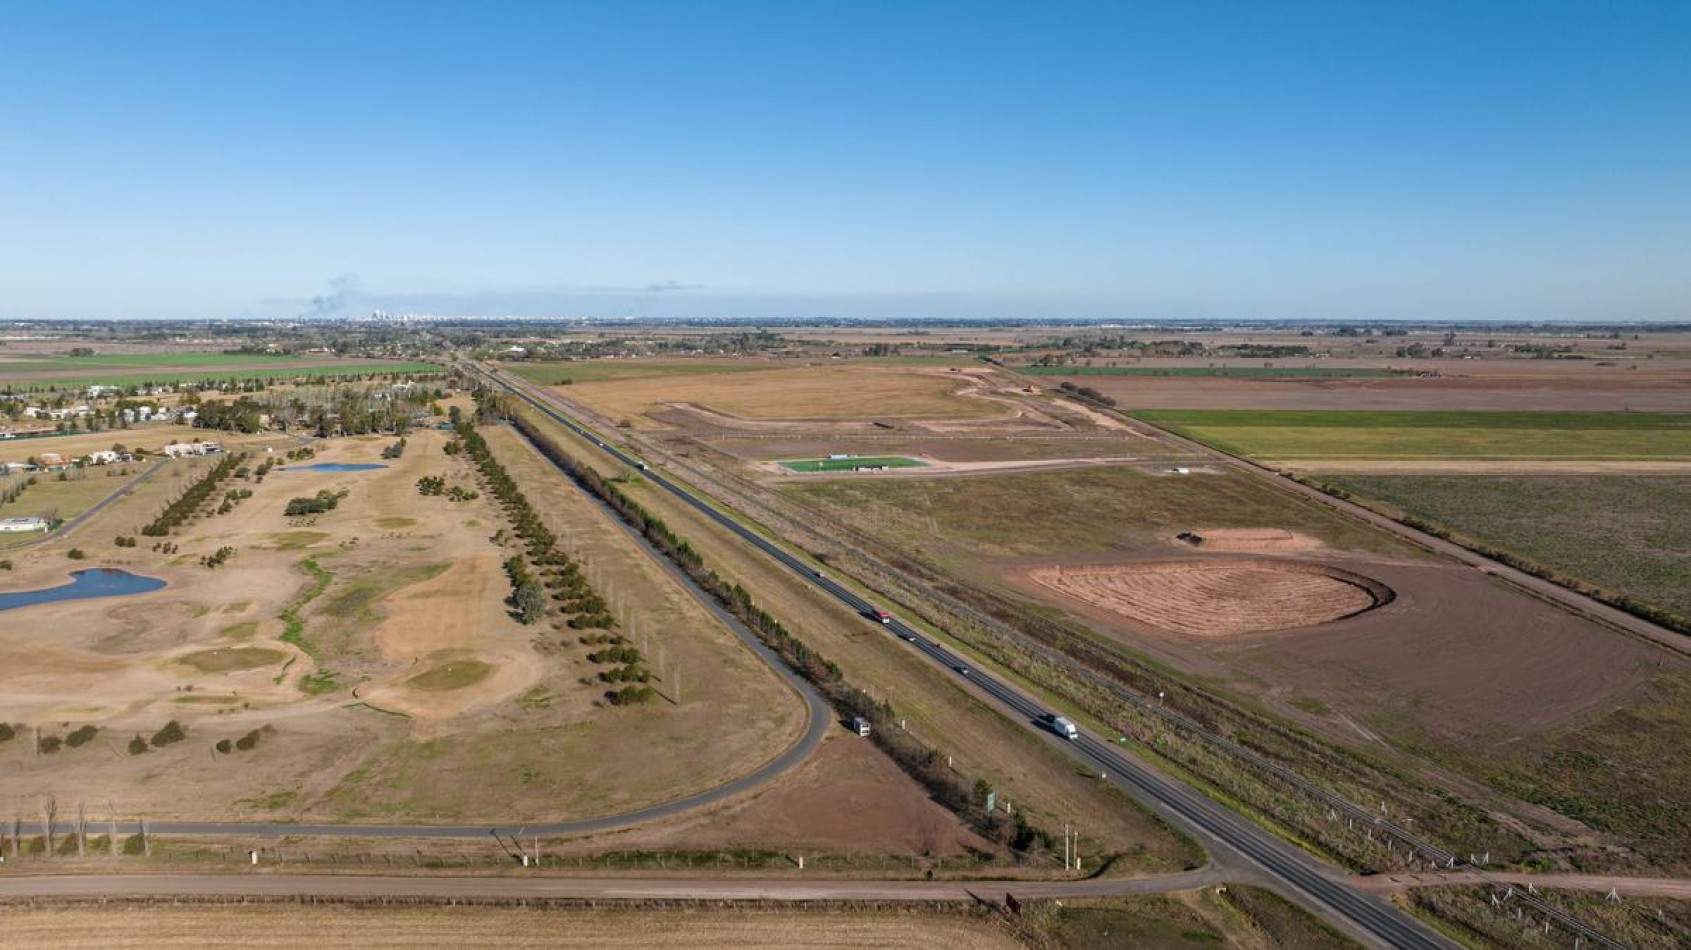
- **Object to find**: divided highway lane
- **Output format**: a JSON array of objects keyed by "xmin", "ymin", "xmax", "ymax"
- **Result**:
[{"xmin": 480, "ymin": 364, "xmax": 1459, "ymax": 950}]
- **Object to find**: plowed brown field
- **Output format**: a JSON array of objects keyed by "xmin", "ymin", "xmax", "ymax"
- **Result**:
[{"xmin": 1029, "ymin": 559, "xmax": 1391, "ymax": 636}]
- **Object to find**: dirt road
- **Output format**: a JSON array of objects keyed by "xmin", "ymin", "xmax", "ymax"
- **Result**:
[{"xmin": 0, "ymin": 869, "xmax": 1230, "ymax": 902}]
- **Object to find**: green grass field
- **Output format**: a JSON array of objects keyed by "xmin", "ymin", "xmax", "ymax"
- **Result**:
[
  {"xmin": 0, "ymin": 353, "xmax": 320, "ymax": 372},
  {"xmin": 1136, "ymin": 410, "xmax": 1691, "ymax": 460},
  {"xmin": 1020, "ymin": 365, "xmax": 1402, "ymax": 378},
  {"xmin": 0, "ymin": 361, "xmax": 443, "ymax": 390},
  {"xmin": 784, "ymin": 465, "xmax": 1412, "ymax": 559},
  {"xmin": 779, "ymin": 455, "xmax": 926, "ymax": 472},
  {"xmin": 1322, "ymin": 472, "xmax": 1691, "ymax": 619}
]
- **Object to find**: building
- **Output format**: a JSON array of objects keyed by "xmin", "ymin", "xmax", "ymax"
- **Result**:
[
  {"xmin": 0, "ymin": 517, "xmax": 50, "ymax": 533},
  {"xmin": 162, "ymin": 441, "xmax": 221, "ymax": 458}
]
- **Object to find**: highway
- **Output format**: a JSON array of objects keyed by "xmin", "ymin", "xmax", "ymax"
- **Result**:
[{"xmin": 473, "ymin": 362, "xmax": 1461, "ymax": 950}]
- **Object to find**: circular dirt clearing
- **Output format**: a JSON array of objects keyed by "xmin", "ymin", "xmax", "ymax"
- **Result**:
[{"xmin": 1030, "ymin": 559, "xmax": 1393, "ymax": 637}]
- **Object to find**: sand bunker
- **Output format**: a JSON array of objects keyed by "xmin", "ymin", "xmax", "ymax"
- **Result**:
[{"xmin": 1030, "ymin": 559, "xmax": 1393, "ymax": 636}]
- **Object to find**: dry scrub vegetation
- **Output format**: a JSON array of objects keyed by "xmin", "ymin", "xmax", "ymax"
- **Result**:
[{"xmin": 0, "ymin": 420, "xmax": 802, "ymax": 825}]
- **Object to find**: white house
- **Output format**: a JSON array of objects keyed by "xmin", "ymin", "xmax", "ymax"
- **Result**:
[{"xmin": 0, "ymin": 516, "xmax": 49, "ymax": 533}]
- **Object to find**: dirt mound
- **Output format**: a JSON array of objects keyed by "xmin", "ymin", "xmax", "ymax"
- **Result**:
[
  {"xmin": 1030, "ymin": 559, "xmax": 1393, "ymax": 636},
  {"xmin": 1176, "ymin": 527, "xmax": 1320, "ymax": 552}
]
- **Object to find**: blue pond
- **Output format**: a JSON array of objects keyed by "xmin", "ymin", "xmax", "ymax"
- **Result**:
[
  {"xmin": 285, "ymin": 463, "xmax": 388, "ymax": 472},
  {"xmin": 0, "ymin": 568, "xmax": 167, "ymax": 613}
]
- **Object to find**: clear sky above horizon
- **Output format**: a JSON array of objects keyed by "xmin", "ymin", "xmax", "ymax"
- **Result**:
[{"xmin": 2, "ymin": 1, "xmax": 1687, "ymax": 321}]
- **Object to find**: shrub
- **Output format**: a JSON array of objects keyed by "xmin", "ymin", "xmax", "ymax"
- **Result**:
[
  {"xmin": 235, "ymin": 729, "xmax": 262, "ymax": 751},
  {"xmin": 37, "ymin": 735, "xmax": 62, "ymax": 754},
  {"xmin": 284, "ymin": 489, "xmax": 346, "ymax": 517},
  {"xmin": 150, "ymin": 719, "xmax": 187, "ymax": 747},
  {"xmin": 0, "ymin": 722, "xmax": 14, "ymax": 742},
  {"xmin": 215, "ymin": 739, "xmax": 233, "ymax": 754},
  {"xmin": 65, "ymin": 548, "xmax": 86, "ymax": 560},
  {"xmin": 65, "ymin": 724, "xmax": 98, "ymax": 748},
  {"xmin": 127, "ymin": 734, "xmax": 148, "ymax": 755}
]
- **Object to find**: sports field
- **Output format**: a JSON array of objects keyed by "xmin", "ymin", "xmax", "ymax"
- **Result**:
[
  {"xmin": 1136, "ymin": 410, "xmax": 1691, "ymax": 460},
  {"xmin": 778, "ymin": 455, "xmax": 926, "ymax": 472}
]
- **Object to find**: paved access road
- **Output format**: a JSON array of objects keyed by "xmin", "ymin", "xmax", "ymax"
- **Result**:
[{"xmin": 476, "ymin": 363, "xmax": 1459, "ymax": 950}]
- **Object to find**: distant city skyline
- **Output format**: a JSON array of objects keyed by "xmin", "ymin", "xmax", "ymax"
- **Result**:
[{"xmin": 2, "ymin": 2, "xmax": 1687, "ymax": 322}]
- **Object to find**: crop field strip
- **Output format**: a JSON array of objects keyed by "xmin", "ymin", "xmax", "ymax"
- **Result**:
[
  {"xmin": 0, "ymin": 359, "xmax": 443, "ymax": 389},
  {"xmin": 1022, "ymin": 365, "xmax": 1406, "ymax": 378},
  {"xmin": 1136, "ymin": 409, "xmax": 1691, "ymax": 460}
]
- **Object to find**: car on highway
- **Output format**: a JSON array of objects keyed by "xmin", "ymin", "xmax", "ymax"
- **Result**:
[
  {"xmin": 869, "ymin": 609, "xmax": 892, "ymax": 624},
  {"xmin": 955, "ymin": 663, "xmax": 970, "ymax": 676}
]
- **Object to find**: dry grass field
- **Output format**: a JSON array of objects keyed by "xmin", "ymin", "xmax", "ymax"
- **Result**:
[
  {"xmin": 1029, "ymin": 354, "xmax": 1691, "ymax": 412},
  {"xmin": 0, "ymin": 904, "xmax": 1022, "ymax": 950},
  {"xmin": 781, "ymin": 462, "xmax": 1691, "ymax": 868},
  {"xmin": 558, "ymin": 363, "xmax": 1015, "ymax": 428},
  {"xmin": 0, "ymin": 423, "xmax": 804, "ymax": 826}
]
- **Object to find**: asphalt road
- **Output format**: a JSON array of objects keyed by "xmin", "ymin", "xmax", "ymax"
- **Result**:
[
  {"xmin": 477, "ymin": 363, "xmax": 1458, "ymax": 950},
  {"xmin": 3, "ymin": 457, "xmax": 169, "ymax": 551}
]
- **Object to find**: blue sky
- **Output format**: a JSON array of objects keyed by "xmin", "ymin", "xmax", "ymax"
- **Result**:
[{"xmin": 1, "ymin": 1, "xmax": 1687, "ymax": 321}]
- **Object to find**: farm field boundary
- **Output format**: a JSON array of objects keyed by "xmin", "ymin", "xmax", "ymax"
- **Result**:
[
  {"xmin": 1136, "ymin": 410, "xmax": 1691, "ymax": 460},
  {"xmin": 1022, "ymin": 366, "xmax": 1405, "ymax": 378}
]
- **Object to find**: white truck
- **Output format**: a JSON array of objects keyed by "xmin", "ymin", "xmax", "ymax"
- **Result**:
[{"xmin": 1048, "ymin": 714, "xmax": 1079, "ymax": 740}]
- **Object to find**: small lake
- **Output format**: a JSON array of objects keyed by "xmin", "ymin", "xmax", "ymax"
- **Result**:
[
  {"xmin": 0, "ymin": 568, "xmax": 167, "ymax": 612},
  {"xmin": 285, "ymin": 463, "xmax": 389, "ymax": 472}
]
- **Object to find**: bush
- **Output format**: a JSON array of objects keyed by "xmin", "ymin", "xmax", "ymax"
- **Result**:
[
  {"xmin": 0, "ymin": 722, "xmax": 14, "ymax": 742},
  {"xmin": 150, "ymin": 720, "xmax": 187, "ymax": 747},
  {"xmin": 65, "ymin": 548, "xmax": 86, "ymax": 560},
  {"xmin": 605, "ymin": 685, "xmax": 656, "ymax": 706},
  {"xmin": 65, "ymin": 724, "xmax": 98, "ymax": 748},
  {"xmin": 38, "ymin": 735, "xmax": 62, "ymax": 754},
  {"xmin": 127, "ymin": 734, "xmax": 148, "ymax": 755},
  {"xmin": 215, "ymin": 739, "xmax": 233, "ymax": 754},
  {"xmin": 235, "ymin": 729, "xmax": 262, "ymax": 751},
  {"xmin": 284, "ymin": 489, "xmax": 346, "ymax": 517}
]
